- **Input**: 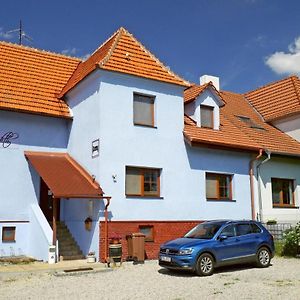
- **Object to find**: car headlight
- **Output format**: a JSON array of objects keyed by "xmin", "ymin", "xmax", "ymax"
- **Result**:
[{"xmin": 178, "ymin": 248, "xmax": 194, "ymax": 255}]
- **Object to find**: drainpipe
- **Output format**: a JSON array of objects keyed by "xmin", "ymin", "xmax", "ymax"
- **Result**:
[
  {"xmin": 249, "ymin": 149, "xmax": 263, "ymax": 220},
  {"xmin": 104, "ymin": 197, "xmax": 111, "ymax": 263},
  {"xmin": 256, "ymin": 151, "xmax": 272, "ymax": 222}
]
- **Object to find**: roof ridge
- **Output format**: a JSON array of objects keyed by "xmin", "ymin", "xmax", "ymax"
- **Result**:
[
  {"xmin": 86, "ymin": 28, "xmax": 120, "ymax": 61},
  {"xmin": 291, "ymin": 76, "xmax": 300, "ymax": 105},
  {"xmin": 99, "ymin": 27, "xmax": 124, "ymax": 66},
  {"xmin": 118, "ymin": 28, "xmax": 190, "ymax": 86},
  {"xmin": 244, "ymin": 75, "xmax": 299, "ymax": 96},
  {"xmin": 0, "ymin": 40, "xmax": 81, "ymax": 61}
]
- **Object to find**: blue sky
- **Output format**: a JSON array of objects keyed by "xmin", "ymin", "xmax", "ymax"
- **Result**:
[{"xmin": 0, "ymin": 0, "xmax": 299, "ymax": 93}]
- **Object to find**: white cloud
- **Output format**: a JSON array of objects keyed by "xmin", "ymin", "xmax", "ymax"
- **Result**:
[
  {"xmin": 61, "ymin": 47, "xmax": 78, "ymax": 56},
  {"xmin": 80, "ymin": 53, "xmax": 91, "ymax": 61},
  {"xmin": 265, "ymin": 37, "xmax": 300, "ymax": 75},
  {"xmin": 0, "ymin": 27, "xmax": 14, "ymax": 40}
]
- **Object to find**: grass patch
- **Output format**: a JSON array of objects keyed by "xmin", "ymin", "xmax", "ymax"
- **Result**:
[{"xmin": 0, "ymin": 256, "xmax": 36, "ymax": 265}]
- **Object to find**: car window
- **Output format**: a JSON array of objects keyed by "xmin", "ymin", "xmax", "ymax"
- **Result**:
[
  {"xmin": 251, "ymin": 223, "xmax": 262, "ymax": 233},
  {"xmin": 220, "ymin": 224, "xmax": 236, "ymax": 237},
  {"xmin": 237, "ymin": 223, "xmax": 252, "ymax": 236}
]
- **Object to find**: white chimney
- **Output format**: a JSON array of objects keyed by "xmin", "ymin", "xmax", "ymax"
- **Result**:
[{"xmin": 200, "ymin": 75, "xmax": 220, "ymax": 91}]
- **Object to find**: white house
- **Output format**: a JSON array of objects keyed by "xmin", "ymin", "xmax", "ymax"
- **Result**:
[{"xmin": 0, "ymin": 27, "xmax": 299, "ymax": 262}]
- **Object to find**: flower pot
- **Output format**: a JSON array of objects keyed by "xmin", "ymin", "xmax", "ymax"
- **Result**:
[{"xmin": 87, "ymin": 255, "xmax": 96, "ymax": 263}]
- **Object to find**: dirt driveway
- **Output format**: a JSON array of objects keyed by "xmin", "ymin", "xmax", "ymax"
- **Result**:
[{"xmin": 0, "ymin": 257, "xmax": 299, "ymax": 299}]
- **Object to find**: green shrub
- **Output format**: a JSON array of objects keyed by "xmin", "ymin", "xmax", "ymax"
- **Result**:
[
  {"xmin": 282, "ymin": 222, "xmax": 300, "ymax": 257},
  {"xmin": 274, "ymin": 240, "xmax": 284, "ymax": 256}
]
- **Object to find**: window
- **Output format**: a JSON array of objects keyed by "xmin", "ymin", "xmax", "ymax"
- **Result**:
[
  {"xmin": 2, "ymin": 227, "xmax": 16, "ymax": 242},
  {"xmin": 271, "ymin": 178, "xmax": 294, "ymax": 207},
  {"xmin": 237, "ymin": 223, "xmax": 252, "ymax": 236},
  {"xmin": 200, "ymin": 105, "xmax": 214, "ymax": 128},
  {"xmin": 133, "ymin": 93, "xmax": 155, "ymax": 127},
  {"xmin": 126, "ymin": 167, "xmax": 160, "ymax": 197},
  {"xmin": 139, "ymin": 225, "xmax": 154, "ymax": 242},
  {"xmin": 220, "ymin": 224, "xmax": 236, "ymax": 237},
  {"xmin": 237, "ymin": 115, "xmax": 265, "ymax": 130},
  {"xmin": 206, "ymin": 173, "xmax": 232, "ymax": 200}
]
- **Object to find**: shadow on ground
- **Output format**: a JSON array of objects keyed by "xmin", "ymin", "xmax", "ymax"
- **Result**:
[{"xmin": 158, "ymin": 263, "xmax": 273, "ymax": 277}]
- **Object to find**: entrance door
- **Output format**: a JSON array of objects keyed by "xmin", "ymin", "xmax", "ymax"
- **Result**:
[{"xmin": 40, "ymin": 179, "xmax": 60, "ymax": 224}]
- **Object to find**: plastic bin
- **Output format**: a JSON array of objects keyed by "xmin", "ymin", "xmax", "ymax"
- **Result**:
[{"xmin": 126, "ymin": 232, "xmax": 145, "ymax": 263}]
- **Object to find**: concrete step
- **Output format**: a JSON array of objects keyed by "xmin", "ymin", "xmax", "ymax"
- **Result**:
[{"xmin": 60, "ymin": 254, "xmax": 85, "ymax": 261}]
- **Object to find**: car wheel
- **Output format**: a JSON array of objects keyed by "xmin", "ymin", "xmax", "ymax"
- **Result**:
[
  {"xmin": 256, "ymin": 247, "xmax": 271, "ymax": 268},
  {"xmin": 195, "ymin": 253, "xmax": 214, "ymax": 276}
]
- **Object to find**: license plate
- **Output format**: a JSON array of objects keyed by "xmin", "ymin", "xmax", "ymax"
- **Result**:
[{"xmin": 160, "ymin": 256, "xmax": 171, "ymax": 262}]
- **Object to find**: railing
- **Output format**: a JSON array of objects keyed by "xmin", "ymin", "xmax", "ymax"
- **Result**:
[
  {"xmin": 263, "ymin": 223, "xmax": 292, "ymax": 240},
  {"xmin": 29, "ymin": 204, "xmax": 53, "ymax": 261}
]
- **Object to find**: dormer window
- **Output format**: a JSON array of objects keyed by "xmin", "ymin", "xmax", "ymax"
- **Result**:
[{"xmin": 200, "ymin": 105, "xmax": 214, "ymax": 128}]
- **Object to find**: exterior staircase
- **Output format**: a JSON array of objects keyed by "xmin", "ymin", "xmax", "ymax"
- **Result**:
[{"xmin": 56, "ymin": 221, "xmax": 84, "ymax": 260}]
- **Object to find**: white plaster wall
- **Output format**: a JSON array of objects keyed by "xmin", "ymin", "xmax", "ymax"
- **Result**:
[
  {"xmin": 66, "ymin": 69, "xmax": 253, "ymax": 223},
  {"xmin": 272, "ymin": 114, "xmax": 300, "ymax": 142},
  {"xmin": 0, "ymin": 110, "xmax": 69, "ymax": 259},
  {"xmin": 258, "ymin": 157, "xmax": 300, "ymax": 224},
  {"xmin": 0, "ymin": 223, "xmax": 29, "ymax": 257},
  {"xmin": 185, "ymin": 89, "xmax": 221, "ymax": 130}
]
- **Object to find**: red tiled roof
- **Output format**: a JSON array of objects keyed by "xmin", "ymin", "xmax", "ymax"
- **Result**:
[
  {"xmin": 0, "ymin": 42, "xmax": 80, "ymax": 118},
  {"xmin": 244, "ymin": 76, "xmax": 300, "ymax": 122},
  {"xmin": 184, "ymin": 84, "xmax": 300, "ymax": 156},
  {"xmin": 184, "ymin": 82, "xmax": 225, "ymax": 105},
  {"xmin": 25, "ymin": 151, "xmax": 103, "ymax": 198},
  {"xmin": 60, "ymin": 27, "xmax": 190, "ymax": 97}
]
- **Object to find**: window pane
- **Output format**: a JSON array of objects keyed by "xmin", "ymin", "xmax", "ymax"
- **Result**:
[
  {"xmin": 144, "ymin": 169, "xmax": 158, "ymax": 196},
  {"xmin": 271, "ymin": 179, "xmax": 281, "ymax": 204},
  {"xmin": 206, "ymin": 175, "xmax": 218, "ymax": 198},
  {"xmin": 219, "ymin": 175, "xmax": 230, "ymax": 198},
  {"xmin": 220, "ymin": 225, "xmax": 236, "ymax": 237},
  {"xmin": 200, "ymin": 106, "xmax": 213, "ymax": 128},
  {"xmin": 237, "ymin": 224, "xmax": 252, "ymax": 236},
  {"xmin": 282, "ymin": 181, "xmax": 292, "ymax": 205},
  {"xmin": 126, "ymin": 168, "xmax": 141, "ymax": 195},
  {"xmin": 2, "ymin": 227, "xmax": 16, "ymax": 242},
  {"xmin": 134, "ymin": 94, "xmax": 154, "ymax": 126}
]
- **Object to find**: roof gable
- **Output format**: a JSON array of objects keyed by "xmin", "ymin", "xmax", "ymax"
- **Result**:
[
  {"xmin": 184, "ymin": 82, "xmax": 225, "ymax": 105},
  {"xmin": 60, "ymin": 27, "xmax": 189, "ymax": 97},
  {"xmin": 244, "ymin": 76, "xmax": 300, "ymax": 122}
]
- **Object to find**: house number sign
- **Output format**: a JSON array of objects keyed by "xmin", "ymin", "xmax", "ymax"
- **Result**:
[{"xmin": 0, "ymin": 131, "xmax": 19, "ymax": 148}]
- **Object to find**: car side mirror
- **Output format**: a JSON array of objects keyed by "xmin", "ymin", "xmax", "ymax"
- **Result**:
[{"xmin": 218, "ymin": 235, "xmax": 228, "ymax": 241}]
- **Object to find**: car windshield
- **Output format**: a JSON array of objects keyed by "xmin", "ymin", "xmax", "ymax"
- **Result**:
[{"xmin": 184, "ymin": 223, "xmax": 223, "ymax": 239}]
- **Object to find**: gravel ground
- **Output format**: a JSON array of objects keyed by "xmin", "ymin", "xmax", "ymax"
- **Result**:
[{"xmin": 0, "ymin": 257, "xmax": 300, "ymax": 300}]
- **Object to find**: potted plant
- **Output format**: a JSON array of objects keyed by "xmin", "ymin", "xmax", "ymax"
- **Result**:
[
  {"xmin": 87, "ymin": 251, "xmax": 96, "ymax": 263},
  {"xmin": 109, "ymin": 233, "xmax": 122, "ymax": 244}
]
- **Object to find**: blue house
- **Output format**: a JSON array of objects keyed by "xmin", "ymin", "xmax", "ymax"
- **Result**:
[{"xmin": 0, "ymin": 28, "xmax": 299, "ymax": 262}]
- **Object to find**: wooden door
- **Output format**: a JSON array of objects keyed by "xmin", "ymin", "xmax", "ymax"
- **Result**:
[{"xmin": 40, "ymin": 179, "xmax": 60, "ymax": 224}]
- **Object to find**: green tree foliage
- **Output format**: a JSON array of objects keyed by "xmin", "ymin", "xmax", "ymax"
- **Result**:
[{"xmin": 282, "ymin": 222, "xmax": 300, "ymax": 257}]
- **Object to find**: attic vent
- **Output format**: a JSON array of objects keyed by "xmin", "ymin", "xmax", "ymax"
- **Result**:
[{"xmin": 237, "ymin": 116, "xmax": 265, "ymax": 130}]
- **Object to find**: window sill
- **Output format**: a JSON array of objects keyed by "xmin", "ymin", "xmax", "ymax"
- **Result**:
[
  {"xmin": 2, "ymin": 240, "xmax": 16, "ymax": 243},
  {"xmin": 126, "ymin": 195, "xmax": 163, "ymax": 199},
  {"xmin": 207, "ymin": 199, "xmax": 236, "ymax": 202},
  {"xmin": 273, "ymin": 205, "xmax": 299, "ymax": 209},
  {"xmin": 134, "ymin": 123, "xmax": 157, "ymax": 129}
]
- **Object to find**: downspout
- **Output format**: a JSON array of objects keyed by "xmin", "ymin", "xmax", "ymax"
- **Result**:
[
  {"xmin": 256, "ymin": 151, "xmax": 272, "ymax": 222},
  {"xmin": 249, "ymin": 149, "xmax": 263, "ymax": 220},
  {"xmin": 104, "ymin": 197, "xmax": 111, "ymax": 263}
]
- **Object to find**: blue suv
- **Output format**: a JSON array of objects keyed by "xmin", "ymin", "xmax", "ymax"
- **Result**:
[{"xmin": 159, "ymin": 220, "xmax": 275, "ymax": 276}]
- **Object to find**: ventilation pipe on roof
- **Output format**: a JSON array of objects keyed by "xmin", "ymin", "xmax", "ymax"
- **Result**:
[
  {"xmin": 200, "ymin": 75, "xmax": 220, "ymax": 91},
  {"xmin": 256, "ymin": 150, "xmax": 272, "ymax": 222}
]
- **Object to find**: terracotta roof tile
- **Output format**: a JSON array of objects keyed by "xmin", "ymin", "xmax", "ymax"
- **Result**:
[
  {"xmin": 244, "ymin": 76, "xmax": 300, "ymax": 121},
  {"xmin": 60, "ymin": 27, "xmax": 189, "ymax": 97},
  {"xmin": 184, "ymin": 84, "xmax": 300, "ymax": 156},
  {"xmin": 0, "ymin": 42, "xmax": 80, "ymax": 118},
  {"xmin": 25, "ymin": 151, "xmax": 103, "ymax": 198},
  {"xmin": 184, "ymin": 82, "xmax": 225, "ymax": 104}
]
